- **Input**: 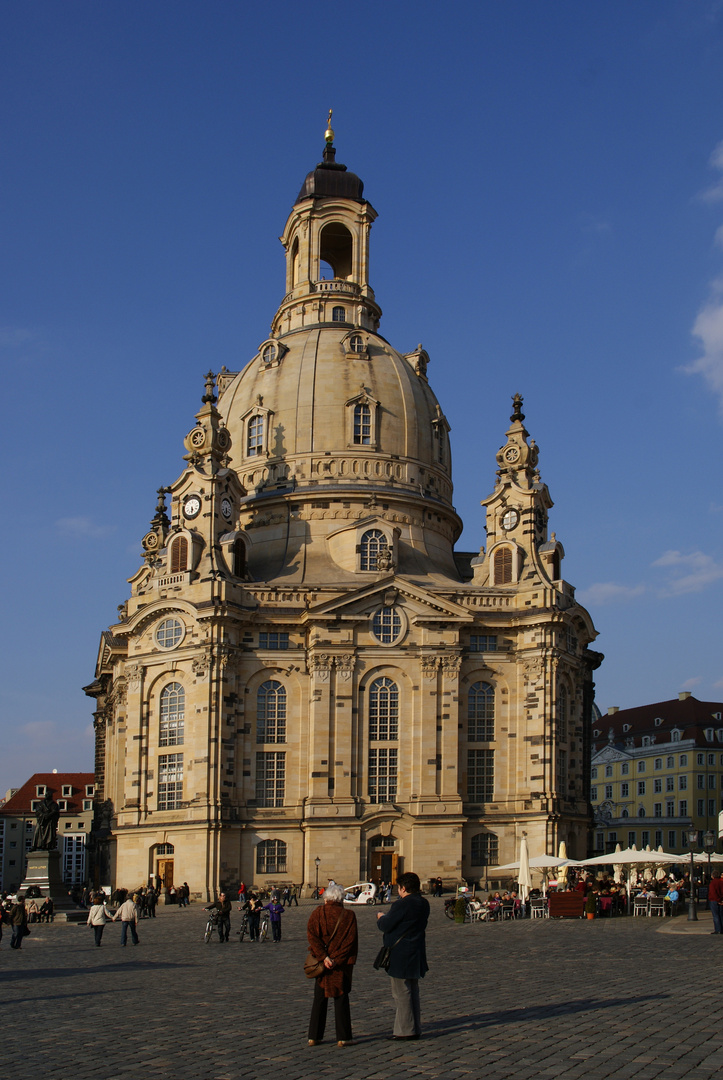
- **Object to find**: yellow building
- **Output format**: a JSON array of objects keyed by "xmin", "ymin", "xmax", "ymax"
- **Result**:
[
  {"xmin": 86, "ymin": 127, "xmax": 602, "ymax": 899},
  {"xmin": 591, "ymin": 693, "xmax": 723, "ymax": 854}
]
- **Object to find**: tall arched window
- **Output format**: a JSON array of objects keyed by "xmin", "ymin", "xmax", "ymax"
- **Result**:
[
  {"xmin": 494, "ymin": 547, "xmax": 513, "ymax": 585},
  {"xmin": 232, "ymin": 538, "xmax": 246, "ymax": 577},
  {"xmin": 468, "ymin": 682, "xmax": 494, "ymax": 741},
  {"xmin": 247, "ymin": 414, "xmax": 264, "ymax": 456},
  {"xmin": 368, "ymin": 677, "xmax": 399, "ymax": 803},
  {"xmin": 256, "ymin": 838, "xmax": 287, "ymax": 874},
  {"xmin": 257, "ymin": 680, "xmax": 286, "ymax": 743},
  {"xmin": 159, "ymin": 683, "xmax": 184, "ymax": 746},
  {"xmin": 557, "ymin": 685, "xmax": 568, "ymax": 740},
  {"xmin": 353, "ymin": 403, "xmax": 371, "ymax": 444},
  {"xmin": 170, "ymin": 537, "xmax": 188, "ymax": 574},
  {"xmin": 360, "ymin": 529, "xmax": 387, "ymax": 570}
]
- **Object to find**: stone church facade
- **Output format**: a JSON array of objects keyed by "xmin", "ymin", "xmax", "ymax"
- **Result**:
[{"xmin": 85, "ymin": 126, "xmax": 602, "ymax": 897}]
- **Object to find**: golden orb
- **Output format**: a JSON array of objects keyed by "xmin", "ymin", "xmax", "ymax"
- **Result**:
[{"xmin": 325, "ymin": 108, "xmax": 334, "ymax": 144}]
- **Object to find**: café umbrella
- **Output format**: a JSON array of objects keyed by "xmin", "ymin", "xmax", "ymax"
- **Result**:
[{"xmin": 517, "ymin": 836, "xmax": 533, "ymax": 903}]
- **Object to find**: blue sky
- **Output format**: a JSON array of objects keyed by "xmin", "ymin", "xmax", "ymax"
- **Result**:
[{"xmin": 2, "ymin": 1, "xmax": 723, "ymax": 796}]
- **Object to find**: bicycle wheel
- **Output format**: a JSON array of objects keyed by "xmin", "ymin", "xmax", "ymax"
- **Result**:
[
  {"xmin": 204, "ymin": 923, "xmax": 213, "ymax": 943},
  {"xmin": 259, "ymin": 917, "xmax": 268, "ymax": 942},
  {"xmin": 444, "ymin": 904, "xmax": 455, "ymax": 920},
  {"xmin": 239, "ymin": 916, "xmax": 247, "ymax": 941}
]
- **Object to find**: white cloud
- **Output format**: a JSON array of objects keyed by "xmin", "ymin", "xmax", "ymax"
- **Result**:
[
  {"xmin": 0, "ymin": 326, "xmax": 36, "ymax": 348},
  {"xmin": 714, "ymin": 678, "xmax": 723, "ymax": 691},
  {"xmin": 55, "ymin": 516, "xmax": 115, "ymax": 540},
  {"xmin": 699, "ymin": 139, "xmax": 723, "ymax": 203},
  {"xmin": 680, "ymin": 676, "xmax": 703, "ymax": 690},
  {"xmin": 686, "ymin": 284, "xmax": 723, "ymax": 405},
  {"xmin": 577, "ymin": 582, "xmax": 645, "ymax": 606},
  {"xmin": 652, "ymin": 549, "xmax": 723, "ymax": 595}
]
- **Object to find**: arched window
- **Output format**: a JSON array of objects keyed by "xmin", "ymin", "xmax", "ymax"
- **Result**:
[
  {"xmin": 170, "ymin": 537, "xmax": 188, "ymax": 574},
  {"xmin": 557, "ymin": 685, "xmax": 568, "ymax": 740},
  {"xmin": 257, "ymin": 680, "xmax": 286, "ymax": 743},
  {"xmin": 247, "ymin": 414, "xmax": 264, "ymax": 457},
  {"xmin": 332, "ymin": 305, "xmax": 346, "ymax": 322},
  {"xmin": 256, "ymin": 839, "xmax": 287, "ymax": 874},
  {"xmin": 468, "ymin": 682, "xmax": 494, "ymax": 741},
  {"xmin": 494, "ymin": 547, "xmax": 513, "ymax": 585},
  {"xmin": 353, "ymin": 403, "xmax": 371, "ymax": 444},
  {"xmin": 290, "ymin": 236, "xmax": 299, "ymax": 287},
  {"xmin": 369, "ymin": 677, "xmax": 399, "ymax": 740},
  {"xmin": 349, "ymin": 333, "xmax": 364, "ymax": 353},
  {"xmin": 156, "ymin": 842, "xmax": 174, "ymax": 855},
  {"xmin": 232, "ymin": 538, "xmax": 246, "ymax": 577},
  {"xmin": 360, "ymin": 529, "xmax": 387, "ymax": 570},
  {"xmin": 638, "ymin": 806, "xmax": 646, "ymax": 818},
  {"xmin": 159, "ymin": 683, "xmax": 184, "ymax": 746},
  {"xmin": 368, "ymin": 677, "xmax": 399, "ymax": 804},
  {"xmin": 621, "ymin": 809, "xmax": 629, "ymax": 818},
  {"xmin": 471, "ymin": 832, "xmax": 498, "ymax": 867}
]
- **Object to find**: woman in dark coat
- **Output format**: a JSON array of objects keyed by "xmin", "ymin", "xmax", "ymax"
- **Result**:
[{"xmin": 306, "ymin": 883, "xmax": 358, "ymax": 1046}]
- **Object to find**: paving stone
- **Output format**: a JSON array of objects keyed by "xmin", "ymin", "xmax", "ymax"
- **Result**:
[{"xmin": 2, "ymin": 899, "xmax": 723, "ymax": 1080}]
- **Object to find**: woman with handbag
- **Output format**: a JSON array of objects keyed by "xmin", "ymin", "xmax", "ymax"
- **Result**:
[{"xmin": 305, "ymin": 883, "xmax": 358, "ymax": 1047}]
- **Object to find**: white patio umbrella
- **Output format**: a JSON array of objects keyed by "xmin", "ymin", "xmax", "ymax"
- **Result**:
[
  {"xmin": 517, "ymin": 836, "xmax": 532, "ymax": 903},
  {"xmin": 613, "ymin": 842, "xmax": 623, "ymax": 884},
  {"xmin": 557, "ymin": 841, "xmax": 569, "ymax": 888},
  {"xmin": 493, "ymin": 854, "xmax": 571, "ymax": 871}
]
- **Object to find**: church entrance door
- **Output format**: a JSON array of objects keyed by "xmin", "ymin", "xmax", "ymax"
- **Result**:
[
  {"xmin": 157, "ymin": 859, "xmax": 174, "ymax": 889},
  {"xmin": 369, "ymin": 847, "xmax": 399, "ymax": 886}
]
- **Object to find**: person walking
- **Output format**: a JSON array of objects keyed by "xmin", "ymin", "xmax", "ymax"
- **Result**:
[
  {"xmin": 9, "ymin": 896, "xmax": 28, "ymax": 950},
  {"xmin": 708, "ymin": 870, "xmax": 723, "ymax": 933},
  {"xmin": 243, "ymin": 892, "xmax": 263, "ymax": 941},
  {"xmin": 376, "ymin": 871, "xmax": 429, "ymax": 1041},
  {"xmin": 204, "ymin": 892, "xmax": 232, "ymax": 942},
  {"xmin": 86, "ymin": 894, "xmax": 113, "ymax": 946},
  {"xmin": 113, "ymin": 891, "xmax": 140, "ymax": 945},
  {"xmin": 306, "ymin": 883, "xmax": 358, "ymax": 1047}
]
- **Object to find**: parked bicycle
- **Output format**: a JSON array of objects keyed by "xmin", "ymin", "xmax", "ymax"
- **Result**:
[{"xmin": 236, "ymin": 909, "xmax": 269, "ymax": 941}]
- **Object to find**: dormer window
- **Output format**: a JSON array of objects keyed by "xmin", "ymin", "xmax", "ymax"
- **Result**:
[
  {"xmin": 623, "ymin": 724, "xmax": 631, "ymax": 733},
  {"xmin": 57, "ymin": 800, "xmax": 67, "ymax": 811},
  {"xmin": 671, "ymin": 729, "xmax": 681, "ymax": 742},
  {"xmin": 350, "ymin": 334, "xmax": 364, "ymax": 353},
  {"xmin": 705, "ymin": 728, "xmax": 714, "ymax": 741},
  {"xmin": 593, "ymin": 729, "xmax": 600, "ymax": 738},
  {"xmin": 353, "ymin": 403, "xmax": 371, "ymax": 444},
  {"xmin": 654, "ymin": 717, "xmax": 664, "ymax": 727},
  {"xmin": 35, "ymin": 785, "xmax": 47, "ymax": 798},
  {"xmin": 170, "ymin": 536, "xmax": 188, "ymax": 574},
  {"xmin": 62, "ymin": 785, "xmax": 73, "ymax": 797},
  {"xmin": 85, "ymin": 785, "xmax": 94, "ymax": 797},
  {"xmin": 248, "ymin": 414, "xmax": 264, "ymax": 456},
  {"xmin": 262, "ymin": 343, "xmax": 277, "ymax": 365},
  {"xmin": 346, "ymin": 390, "xmax": 379, "ymax": 449},
  {"xmin": 493, "ymin": 547, "xmax": 513, "ymax": 585}
]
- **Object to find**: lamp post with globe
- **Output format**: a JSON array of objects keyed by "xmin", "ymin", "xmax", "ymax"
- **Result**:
[
  {"xmin": 314, "ymin": 856, "xmax": 321, "ymax": 898},
  {"xmin": 686, "ymin": 828, "xmax": 699, "ymax": 922},
  {"xmin": 703, "ymin": 829, "xmax": 716, "ymax": 883}
]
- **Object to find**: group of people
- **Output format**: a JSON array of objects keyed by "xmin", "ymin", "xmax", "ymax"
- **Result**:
[
  {"xmin": 306, "ymin": 871, "xmax": 429, "ymax": 1047},
  {"xmin": 205, "ymin": 889, "xmax": 286, "ymax": 942},
  {"xmin": 0, "ymin": 894, "xmax": 33, "ymax": 950}
]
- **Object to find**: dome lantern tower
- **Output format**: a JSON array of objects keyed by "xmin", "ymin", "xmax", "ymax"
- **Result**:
[{"xmin": 273, "ymin": 115, "xmax": 381, "ymax": 337}]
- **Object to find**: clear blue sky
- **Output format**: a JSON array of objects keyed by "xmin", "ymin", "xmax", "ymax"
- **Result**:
[{"xmin": 2, "ymin": 0, "xmax": 723, "ymax": 796}]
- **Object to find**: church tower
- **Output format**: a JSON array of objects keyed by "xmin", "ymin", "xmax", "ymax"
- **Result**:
[{"xmin": 86, "ymin": 121, "xmax": 601, "ymax": 898}]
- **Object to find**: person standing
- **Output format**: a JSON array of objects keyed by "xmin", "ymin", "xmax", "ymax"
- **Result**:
[
  {"xmin": 264, "ymin": 896, "xmax": 284, "ymax": 941},
  {"xmin": 306, "ymin": 884, "xmax": 358, "ymax": 1047},
  {"xmin": 9, "ymin": 896, "xmax": 28, "ymax": 950},
  {"xmin": 708, "ymin": 870, "xmax": 723, "ymax": 933},
  {"xmin": 86, "ymin": 894, "xmax": 113, "ymax": 946},
  {"xmin": 376, "ymin": 872, "xmax": 429, "ymax": 1040},
  {"xmin": 113, "ymin": 892, "xmax": 140, "ymax": 945},
  {"xmin": 243, "ymin": 892, "xmax": 263, "ymax": 941}
]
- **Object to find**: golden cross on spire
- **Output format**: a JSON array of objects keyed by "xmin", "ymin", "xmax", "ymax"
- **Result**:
[{"xmin": 325, "ymin": 108, "xmax": 334, "ymax": 145}]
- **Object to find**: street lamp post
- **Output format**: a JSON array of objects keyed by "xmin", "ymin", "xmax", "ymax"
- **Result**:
[
  {"xmin": 687, "ymin": 828, "xmax": 699, "ymax": 922},
  {"xmin": 704, "ymin": 829, "xmax": 716, "ymax": 883},
  {"xmin": 315, "ymin": 856, "xmax": 320, "ymax": 897}
]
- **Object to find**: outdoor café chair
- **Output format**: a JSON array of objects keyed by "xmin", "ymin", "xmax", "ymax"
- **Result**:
[
  {"xmin": 501, "ymin": 900, "xmax": 515, "ymax": 920},
  {"xmin": 633, "ymin": 895, "xmax": 649, "ymax": 916},
  {"xmin": 648, "ymin": 896, "xmax": 666, "ymax": 916},
  {"xmin": 530, "ymin": 897, "xmax": 548, "ymax": 919}
]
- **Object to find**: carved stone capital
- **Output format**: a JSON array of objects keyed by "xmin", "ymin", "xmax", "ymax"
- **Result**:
[
  {"xmin": 124, "ymin": 663, "xmax": 143, "ymax": 691},
  {"xmin": 335, "ymin": 654, "xmax": 355, "ymax": 681},
  {"xmin": 420, "ymin": 656, "xmax": 438, "ymax": 679},
  {"xmin": 308, "ymin": 653, "xmax": 332, "ymax": 681}
]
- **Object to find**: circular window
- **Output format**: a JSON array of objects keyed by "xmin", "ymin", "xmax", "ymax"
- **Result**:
[
  {"xmin": 262, "ymin": 344, "xmax": 277, "ymax": 365},
  {"xmin": 155, "ymin": 618, "xmax": 184, "ymax": 650},
  {"xmin": 372, "ymin": 606, "xmax": 402, "ymax": 645},
  {"xmin": 350, "ymin": 334, "xmax": 364, "ymax": 353}
]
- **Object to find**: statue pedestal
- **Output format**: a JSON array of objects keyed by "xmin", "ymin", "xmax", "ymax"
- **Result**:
[{"xmin": 19, "ymin": 850, "xmax": 85, "ymax": 922}]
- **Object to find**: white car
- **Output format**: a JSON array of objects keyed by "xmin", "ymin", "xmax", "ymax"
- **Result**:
[{"xmin": 342, "ymin": 882, "xmax": 378, "ymax": 905}]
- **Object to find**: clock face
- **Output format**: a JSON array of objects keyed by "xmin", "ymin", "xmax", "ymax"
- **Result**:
[
  {"xmin": 501, "ymin": 509, "xmax": 519, "ymax": 531},
  {"xmin": 221, "ymin": 497, "xmax": 233, "ymax": 521},
  {"xmin": 183, "ymin": 495, "xmax": 202, "ymax": 520}
]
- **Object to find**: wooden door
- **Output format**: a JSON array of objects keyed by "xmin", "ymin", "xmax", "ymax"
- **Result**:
[
  {"xmin": 390, "ymin": 853, "xmax": 399, "ymax": 883},
  {"xmin": 157, "ymin": 859, "xmax": 174, "ymax": 889}
]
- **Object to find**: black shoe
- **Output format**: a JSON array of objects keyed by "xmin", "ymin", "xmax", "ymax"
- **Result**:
[{"xmin": 387, "ymin": 1034, "xmax": 420, "ymax": 1041}]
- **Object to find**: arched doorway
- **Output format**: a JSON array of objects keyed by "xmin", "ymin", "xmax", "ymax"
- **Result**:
[{"xmin": 368, "ymin": 834, "xmax": 399, "ymax": 886}]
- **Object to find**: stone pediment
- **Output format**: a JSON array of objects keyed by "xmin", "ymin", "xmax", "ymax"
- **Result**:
[
  {"xmin": 302, "ymin": 577, "xmax": 474, "ymax": 624},
  {"xmin": 592, "ymin": 745, "xmax": 631, "ymax": 764}
]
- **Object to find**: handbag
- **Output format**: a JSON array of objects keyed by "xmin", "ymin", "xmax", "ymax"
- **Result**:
[
  {"xmin": 373, "ymin": 928, "xmax": 408, "ymax": 971},
  {"xmin": 304, "ymin": 911, "xmax": 344, "ymax": 979}
]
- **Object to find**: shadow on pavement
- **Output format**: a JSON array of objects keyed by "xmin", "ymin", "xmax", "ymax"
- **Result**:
[{"xmin": 0, "ymin": 960, "xmax": 188, "ymax": 980}]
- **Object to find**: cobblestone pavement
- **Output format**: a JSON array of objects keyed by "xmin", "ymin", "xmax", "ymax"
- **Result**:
[{"xmin": 2, "ymin": 899, "xmax": 722, "ymax": 1080}]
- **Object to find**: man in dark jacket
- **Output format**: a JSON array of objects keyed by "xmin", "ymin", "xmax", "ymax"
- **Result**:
[{"xmin": 376, "ymin": 871, "xmax": 429, "ymax": 1040}]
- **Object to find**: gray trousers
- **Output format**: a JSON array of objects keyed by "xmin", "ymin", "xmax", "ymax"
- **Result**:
[{"xmin": 390, "ymin": 977, "xmax": 421, "ymax": 1036}]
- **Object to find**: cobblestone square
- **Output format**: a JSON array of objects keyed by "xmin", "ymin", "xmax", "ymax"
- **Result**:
[{"xmin": 2, "ymin": 900, "xmax": 721, "ymax": 1080}]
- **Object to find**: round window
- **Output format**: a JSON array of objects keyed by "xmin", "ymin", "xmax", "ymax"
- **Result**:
[
  {"xmin": 372, "ymin": 606, "xmax": 402, "ymax": 644},
  {"xmin": 262, "ymin": 343, "xmax": 277, "ymax": 365},
  {"xmin": 155, "ymin": 618, "xmax": 184, "ymax": 650}
]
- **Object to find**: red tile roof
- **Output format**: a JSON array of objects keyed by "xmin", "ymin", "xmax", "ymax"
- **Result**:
[
  {"xmin": 0, "ymin": 773, "xmax": 95, "ymax": 815},
  {"xmin": 592, "ymin": 696, "xmax": 723, "ymax": 750}
]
